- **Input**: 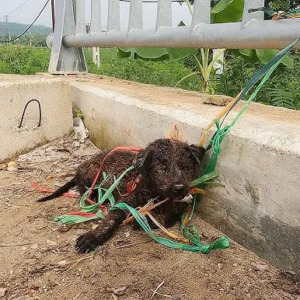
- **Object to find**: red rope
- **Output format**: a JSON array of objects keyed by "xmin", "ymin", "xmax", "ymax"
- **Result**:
[
  {"xmin": 31, "ymin": 182, "xmax": 79, "ymax": 198},
  {"xmin": 86, "ymin": 146, "xmax": 142, "ymax": 202},
  {"xmin": 34, "ymin": 146, "xmax": 143, "ymax": 219},
  {"xmin": 67, "ymin": 211, "xmax": 97, "ymax": 217}
]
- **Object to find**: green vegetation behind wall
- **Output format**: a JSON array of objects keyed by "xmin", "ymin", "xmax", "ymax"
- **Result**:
[{"xmin": 0, "ymin": 45, "xmax": 299, "ymax": 110}]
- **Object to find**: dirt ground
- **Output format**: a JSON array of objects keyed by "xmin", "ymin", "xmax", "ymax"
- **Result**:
[{"xmin": 0, "ymin": 136, "xmax": 299, "ymax": 300}]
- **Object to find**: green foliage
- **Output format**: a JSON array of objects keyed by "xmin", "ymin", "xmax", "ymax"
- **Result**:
[
  {"xmin": 237, "ymin": 49, "xmax": 294, "ymax": 68},
  {"xmin": 267, "ymin": 0, "xmax": 291, "ymax": 10},
  {"xmin": 211, "ymin": 52, "xmax": 300, "ymax": 109},
  {"xmin": 265, "ymin": 88, "xmax": 296, "ymax": 109},
  {"xmin": 211, "ymin": 0, "xmax": 244, "ymax": 23},
  {"xmin": 86, "ymin": 48, "xmax": 202, "ymax": 91},
  {"xmin": 0, "ymin": 22, "xmax": 51, "ymax": 37},
  {"xmin": 0, "ymin": 45, "xmax": 50, "ymax": 74}
]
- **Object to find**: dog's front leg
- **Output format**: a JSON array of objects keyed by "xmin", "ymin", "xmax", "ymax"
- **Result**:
[
  {"xmin": 75, "ymin": 209, "xmax": 126, "ymax": 253},
  {"xmin": 75, "ymin": 193, "xmax": 143, "ymax": 253}
]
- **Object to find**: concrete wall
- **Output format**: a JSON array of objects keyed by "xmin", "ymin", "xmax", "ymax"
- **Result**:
[
  {"xmin": 0, "ymin": 75, "xmax": 73, "ymax": 160},
  {"xmin": 70, "ymin": 76, "xmax": 300, "ymax": 272},
  {"xmin": 1, "ymin": 73, "xmax": 299, "ymax": 272}
]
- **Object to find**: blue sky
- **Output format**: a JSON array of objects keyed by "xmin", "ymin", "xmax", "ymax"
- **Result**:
[{"xmin": 1, "ymin": 0, "xmax": 192, "ymax": 30}]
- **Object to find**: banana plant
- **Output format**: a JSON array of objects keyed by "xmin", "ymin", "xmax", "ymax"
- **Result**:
[
  {"xmin": 175, "ymin": 49, "xmax": 225, "ymax": 93},
  {"xmin": 175, "ymin": 0, "xmax": 237, "ymax": 92}
]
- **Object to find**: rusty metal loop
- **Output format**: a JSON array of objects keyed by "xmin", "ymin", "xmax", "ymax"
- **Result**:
[{"xmin": 18, "ymin": 99, "xmax": 42, "ymax": 129}]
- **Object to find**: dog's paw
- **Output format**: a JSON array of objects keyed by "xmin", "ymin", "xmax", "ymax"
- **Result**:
[{"xmin": 75, "ymin": 232, "xmax": 100, "ymax": 253}]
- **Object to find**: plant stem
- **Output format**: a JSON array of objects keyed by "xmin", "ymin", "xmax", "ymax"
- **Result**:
[{"xmin": 184, "ymin": 0, "xmax": 193, "ymax": 15}]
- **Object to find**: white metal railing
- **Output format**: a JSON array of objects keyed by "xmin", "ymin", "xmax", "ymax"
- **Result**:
[{"xmin": 48, "ymin": 0, "xmax": 300, "ymax": 74}]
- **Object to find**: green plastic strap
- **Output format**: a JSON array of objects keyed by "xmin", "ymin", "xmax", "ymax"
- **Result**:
[
  {"xmin": 79, "ymin": 165, "xmax": 134, "ymax": 212},
  {"xmin": 190, "ymin": 170, "xmax": 219, "ymax": 187},
  {"xmin": 53, "ymin": 215, "xmax": 100, "ymax": 225},
  {"xmin": 206, "ymin": 36, "xmax": 300, "ymax": 174},
  {"xmin": 221, "ymin": 36, "xmax": 300, "ymax": 123},
  {"xmin": 112, "ymin": 202, "xmax": 230, "ymax": 253},
  {"xmin": 187, "ymin": 37, "xmax": 300, "ymax": 233}
]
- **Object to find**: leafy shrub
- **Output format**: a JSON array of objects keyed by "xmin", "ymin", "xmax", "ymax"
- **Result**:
[
  {"xmin": 86, "ymin": 48, "xmax": 202, "ymax": 91},
  {"xmin": 0, "ymin": 45, "xmax": 50, "ymax": 74},
  {"xmin": 212, "ymin": 51, "xmax": 300, "ymax": 109}
]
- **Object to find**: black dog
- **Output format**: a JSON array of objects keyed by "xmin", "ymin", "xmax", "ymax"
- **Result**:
[{"xmin": 38, "ymin": 138, "xmax": 205, "ymax": 253}]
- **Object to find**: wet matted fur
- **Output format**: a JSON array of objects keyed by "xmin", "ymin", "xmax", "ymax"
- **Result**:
[{"xmin": 38, "ymin": 138, "xmax": 205, "ymax": 253}]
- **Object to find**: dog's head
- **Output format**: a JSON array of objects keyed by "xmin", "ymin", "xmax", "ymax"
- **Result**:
[{"xmin": 135, "ymin": 138, "xmax": 205, "ymax": 202}]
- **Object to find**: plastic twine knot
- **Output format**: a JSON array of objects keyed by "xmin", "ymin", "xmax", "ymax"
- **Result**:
[
  {"xmin": 200, "ymin": 236, "xmax": 230, "ymax": 254},
  {"xmin": 210, "ymin": 120, "xmax": 231, "ymax": 155}
]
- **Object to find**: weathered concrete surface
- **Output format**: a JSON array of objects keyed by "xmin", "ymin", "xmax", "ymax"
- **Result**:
[
  {"xmin": 1, "ymin": 73, "xmax": 299, "ymax": 272},
  {"xmin": 0, "ymin": 75, "xmax": 73, "ymax": 160},
  {"xmin": 70, "ymin": 75, "xmax": 300, "ymax": 272}
]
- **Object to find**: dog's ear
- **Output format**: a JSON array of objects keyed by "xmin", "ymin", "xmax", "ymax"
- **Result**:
[
  {"xmin": 189, "ymin": 144, "xmax": 206, "ymax": 162},
  {"xmin": 134, "ymin": 149, "xmax": 152, "ymax": 175}
]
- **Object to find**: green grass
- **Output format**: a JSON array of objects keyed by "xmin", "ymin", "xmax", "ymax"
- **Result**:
[
  {"xmin": 0, "ymin": 44, "xmax": 50, "ymax": 74},
  {"xmin": 0, "ymin": 45, "xmax": 299, "ymax": 110},
  {"xmin": 86, "ymin": 48, "xmax": 202, "ymax": 91}
]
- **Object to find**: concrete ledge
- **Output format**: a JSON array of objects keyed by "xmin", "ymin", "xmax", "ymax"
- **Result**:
[
  {"xmin": 70, "ymin": 76, "xmax": 300, "ymax": 272},
  {"xmin": 1, "ymin": 73, "xmax": 299, "ymax": 272},
  {"xmin": 0, "ymin": 75, "xmax": 73, "ymax": 160}
]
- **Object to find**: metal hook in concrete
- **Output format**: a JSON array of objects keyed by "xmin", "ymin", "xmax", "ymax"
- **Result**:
[{"xmin": 18, "ymin": 99, "xmax": 42, "ymax": 129}]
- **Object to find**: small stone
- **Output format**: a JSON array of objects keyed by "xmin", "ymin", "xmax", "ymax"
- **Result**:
[
  {"xmin": 233, "ymin": 263, "xmax": 237, "ymax": 267},
  {"xmin": 7, "ymin": 161, "xmax": 16, "ymax": 167},
  {"xmin": 30, "ymin": 244, "xmax": 39, "ymax": 250},
  {"xmin": 204, "ymin": 95, "xmax": 233, "ymax": 106},
  {"xmin": 57, "ymin": 260, "xmax": 67, "ymax": 266},
  {"xmin": 72, "ymin": 141, "xmax": 80, "ymax": 148},
  {"xmin": 7, "ymin": 161, "xmax": 17, "ymax": 171},
  {"xmin": 107, "ymin": 286, "xmax": 127, "ymax": 296},
  {"xmin": 217, "ymin": 263, "xmax": 223, "ymax": 270},
  {"xmin": 46, "ymin": 240, "xmax": 57, "ymax": 246},
  {"xmin": 253, "ymin": 263, "xmax": 268, "ymax": 271},
  {"xmin": 0, "ymin": 288, "xmax": 7, "ymax": 297},
  {"xmin": 7, "ymin": 166, "xmax": 18, "ymax": 172}
]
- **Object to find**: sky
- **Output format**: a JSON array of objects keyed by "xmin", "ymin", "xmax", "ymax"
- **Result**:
[{"xmin": 0, "ymin": 0, "xmax": 193, "ymax": 30}]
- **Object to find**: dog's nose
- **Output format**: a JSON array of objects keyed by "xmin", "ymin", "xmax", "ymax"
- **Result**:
[{"xmin": 173, "ymin": 184, "xmax": 185, "ymax": 193}]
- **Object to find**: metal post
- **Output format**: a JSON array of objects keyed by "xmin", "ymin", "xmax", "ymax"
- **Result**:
[
  {"xmin": 107, "ymin": 0, "xmax": 120, "ymax": 33},
  {"xmin": 74, "ymin": 0, "xmax": 86, "ymax": 34},
  {"xmin": 156, "ymin": 0, "xmax": 172, "ymax": 31},
  {"xmin": 243, "ymin": 0, "xmax": 265, "ymax": 24},
  {"xmin": 92, "ymin": 47, "xmax": 100, "ymax": 68},
  {"xmin": 90, "ymin": 0, "xmax": 102, "ymax": 34},
  {"xmin": 48, "ymin": 0, "xmax": 87, "ymax": 74},
  {"xmin": 128, "ymin": 0, "xmax": 143, "ymax": 31},
  {"xmin": 191, "ymin": 0, "xmax": 210, "ymax": 28}
]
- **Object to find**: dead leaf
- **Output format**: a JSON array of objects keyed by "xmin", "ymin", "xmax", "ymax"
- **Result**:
[{"xmin": 0, "ymin": 164, "xmax": 7, "ymax": 170}]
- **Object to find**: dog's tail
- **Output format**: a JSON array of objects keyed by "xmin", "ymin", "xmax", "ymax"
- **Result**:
[{"xmin": 37, "ymin": 178, "xmax": 76, "ymax": 202}]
